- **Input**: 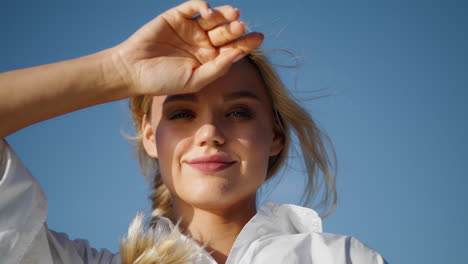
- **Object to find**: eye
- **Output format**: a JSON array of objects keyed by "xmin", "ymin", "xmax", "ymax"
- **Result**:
[
  {"xmin": 227, "ymin": 106, "xmax": 254, "ymax": 119},
  {"xmin": 169, "ymin": 109, "xmax": 195, "ymax": 120}
]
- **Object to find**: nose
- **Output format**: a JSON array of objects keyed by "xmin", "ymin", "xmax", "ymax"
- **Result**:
[{"xmin": 194, "ymin": 120, "xmax": 226, "ymax": 147}]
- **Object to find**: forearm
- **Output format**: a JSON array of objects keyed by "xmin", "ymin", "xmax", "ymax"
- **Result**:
[
  {"xmin": 0, "ymin": 48, "xmax": 129, "ymax": 138},
  {"xmin": 0, "ymin": 0, "xmax": 264, "ymax": 139}
]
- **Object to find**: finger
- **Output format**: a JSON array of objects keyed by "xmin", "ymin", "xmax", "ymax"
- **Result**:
[
  {"xmin": 171, "ymin": 0, "xmax": 214, "ymax": 19},
  {"xmin": 196, "ymin": 5, "xmax": 240, "ymax": 31},
  {"xmin": 185, "ymin": 49, "xmax": 243, "ymax": 91},
  {"xmin": 219, "ymin": 32, "xmax": 264, "ymax": 55},
  {"xmin": 207, "ymin": 20, "xmax": 246, "ymax": 47}
]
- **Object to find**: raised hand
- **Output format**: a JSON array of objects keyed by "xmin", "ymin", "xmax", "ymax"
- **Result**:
[
  {"xmin": 111, "ymin": 0, "xmax": 264, "ymax": 96},
  {"xmin": 0, "ymin": 1, "xmax": 263, "ymax": 138}
]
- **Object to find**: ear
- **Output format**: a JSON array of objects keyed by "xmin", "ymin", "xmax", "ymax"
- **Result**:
[
  {"xmin": 142, "ymin": 115, "xmax": 158, "ymax": 159},
  {"xmin": 269, "ymin": 127, "xmax": 284, "ymax": 157}
]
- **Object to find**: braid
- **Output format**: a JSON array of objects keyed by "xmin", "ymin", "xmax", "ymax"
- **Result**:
[
  {"xmin": 149, "ymin": 173, "xmax": 174, "ymax": 221},
  {"xmin": 119, "ymin": 213, "xmax": 201, "ymax": 264}
]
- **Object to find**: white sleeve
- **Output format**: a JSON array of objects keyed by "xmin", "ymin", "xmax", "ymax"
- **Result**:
[{"xmin": 0, "ymin": 140, "xmax": 120, "ymax": 264}]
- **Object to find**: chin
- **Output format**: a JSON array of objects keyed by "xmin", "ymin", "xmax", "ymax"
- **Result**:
[{"xmin": 179, "ymin": 185, "xmax": 255, "ymax": 211}]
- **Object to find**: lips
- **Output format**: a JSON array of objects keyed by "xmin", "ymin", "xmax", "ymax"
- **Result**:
[{"xmin": 187, "ymin": 154, "xmax": 236, "ymax": 173}]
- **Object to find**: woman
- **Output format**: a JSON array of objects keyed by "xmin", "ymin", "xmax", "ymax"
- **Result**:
[{"xmin": 0, "ymin": 1, "xmax": 386, "ymax": 263}]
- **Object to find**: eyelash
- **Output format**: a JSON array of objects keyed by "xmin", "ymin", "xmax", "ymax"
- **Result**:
[
  {"xmin": 169, "ymin": 109, "xmax": 195, "ymax": 120},
  {"xmin": 168, "ymin": 106, "xmax": 254, "ymax": 120},
  {"xmin": 227, "ymin": 106, "xmax": 253, "ymax": 119}
]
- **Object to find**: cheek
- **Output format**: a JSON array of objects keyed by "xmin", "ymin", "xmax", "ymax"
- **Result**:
[
  {"xmin": 155, "ymin": 124, "xmax": 192, "ymax": 176},
  {"xmin": 238, "ymin": 130, "xmax": 271, "ymax": 154},
  {"xmin": 234, "ymin": 123, "xmax": 273, "ymax": 171}
]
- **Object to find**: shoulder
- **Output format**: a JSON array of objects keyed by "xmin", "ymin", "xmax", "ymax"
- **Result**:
[
  {"xmin": 242, "ymin": 201, "xmax": 387, "ymax": 263},
  {"xmin": 45, "ymin": 228, "xmax": 120, "ymax": 263},
  {"xmin": 276, "ymin": 202, "xmax": 386, "ymax": 263},
  {"xmin": 0, "ymin": 139, "xmax": 10, "ymax": 177},
  {"xmin": 0, "ymin": 139, "xmax": 119, "ymax": 264},
  {"xmin": 309, "ymin": 232, "xmax": 387, "ymax": 263},
  {"xmin": 0, "ymin": 139, "xmax": 49, "ymax": 263}
]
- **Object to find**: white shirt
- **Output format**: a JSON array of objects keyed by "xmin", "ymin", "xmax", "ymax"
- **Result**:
[{"xmin": 0, "ymin": 140, "xmax": 386, "ymax": 263}]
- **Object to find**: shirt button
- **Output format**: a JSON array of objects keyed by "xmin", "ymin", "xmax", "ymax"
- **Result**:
[{"xmin": 257, "ymin": 227, "xmax": 267, "ymax": 236}]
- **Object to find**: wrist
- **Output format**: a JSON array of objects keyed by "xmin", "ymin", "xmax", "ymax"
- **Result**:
[{"xmin": 97, "ymin": 47, "xmax": 137, "ymax": 100}]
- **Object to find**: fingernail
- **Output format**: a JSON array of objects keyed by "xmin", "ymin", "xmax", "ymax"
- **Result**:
[
  {"xmin": 207, "ymin": 7, "xmax": 214, "ymax": 15},
  {"xmin": 233, "ymin": 53, "xmax": 245, "ymax": 63}
]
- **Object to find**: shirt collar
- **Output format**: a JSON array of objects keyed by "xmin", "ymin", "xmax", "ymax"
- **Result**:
[{"xmin": 227, "ymin": 200, "xmax": 322, "ymax": 260}]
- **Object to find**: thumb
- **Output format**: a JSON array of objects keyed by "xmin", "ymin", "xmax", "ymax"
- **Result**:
[{"xmin": 185, "ymin": 49, "xmax": 245, "ymax": 92}]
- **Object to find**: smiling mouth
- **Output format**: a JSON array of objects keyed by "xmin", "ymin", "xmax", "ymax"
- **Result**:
[{"xmin": 188, "ymin": 162, "xmax": 236, "ymax": 173}]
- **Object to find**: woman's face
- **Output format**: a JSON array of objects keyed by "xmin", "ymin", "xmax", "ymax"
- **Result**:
[{"xmin": 143, "ymin": 60, "xmax": 283, "ymax": 210}]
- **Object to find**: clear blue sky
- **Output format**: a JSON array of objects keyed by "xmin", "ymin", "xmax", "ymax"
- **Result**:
[{"xmin": 2, "ymin": 0, "xmax": 467, "ymax": 263}]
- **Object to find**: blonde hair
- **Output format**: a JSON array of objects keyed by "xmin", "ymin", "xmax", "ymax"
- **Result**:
[
  {"xmin": 120, "ymin": 213, "xmax": 202, "ymax": 264},
  {"xmin": 121, "ymin": 50, "xmax": 337, "ymax": 262}
]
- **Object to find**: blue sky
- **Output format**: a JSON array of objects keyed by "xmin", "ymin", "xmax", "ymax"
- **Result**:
[{"xmin": 2, "ymin": 0, "xmax": 467, "ymax": 263}]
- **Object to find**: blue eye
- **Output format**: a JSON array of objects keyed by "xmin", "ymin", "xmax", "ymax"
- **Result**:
[
  {"xmin": 169, "ymin": 110, "xmax": 195, "ymax": 120},
  {"xmin": 227, "ymin": 107, "xmax": 253, "ymax": 119},
  {"xmin": 230, "ymin": 111, "xmax": 249, "ymax": 117}
]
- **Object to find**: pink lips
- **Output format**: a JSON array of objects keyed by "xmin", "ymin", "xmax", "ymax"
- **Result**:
[{"xmin": 187, "ymin": 154, "xmax": 236, "ymax": 173}]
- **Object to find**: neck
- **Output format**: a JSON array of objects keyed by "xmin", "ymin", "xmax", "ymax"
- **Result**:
[{"xmin": 173, "ymin": 197, "xmax": 257, "ymax": 264}]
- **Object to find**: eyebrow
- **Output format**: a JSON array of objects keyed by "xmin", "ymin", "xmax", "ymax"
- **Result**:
[
  {"xmin": 162, "ymin": 90, "xmax": 261, "ymax": 106},
  {"xmin": 163, "ymin": 94, "xmax": 198, "ymax": 105},
  {"xmin": 224, "ymin": 91, "xmax": 261, "ymax": 102}
]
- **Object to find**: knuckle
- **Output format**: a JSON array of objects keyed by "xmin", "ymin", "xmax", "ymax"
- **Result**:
[
  {"xmin": 219, "ymin": 5, "xmax": 233, "ymax": 12},
  {"xmin": 220, "ymin": 25, "xmax": 233, "ymax": 39},
  {"xmin": 197, "ymin": 1, "xmax": 210, "ymax": 9},
  {"xmin": 218, "ymin": 5, "xmax": 237, "ymax": 19},
  {"xmin": 211, "ymin": 26, "xmax": 232, "ymax": 46},
  {"xmin": 197, "ymin": 18, "xmax": 208, "ymax": 28}
]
